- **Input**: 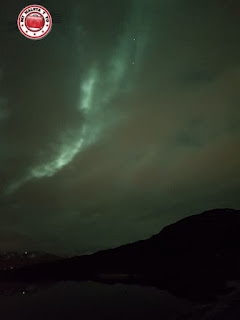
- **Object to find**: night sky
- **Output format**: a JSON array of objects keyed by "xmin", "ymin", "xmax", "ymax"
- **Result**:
[{"xmin": 0, "ymin": 0, "xmax": 240, "ymax": 255}]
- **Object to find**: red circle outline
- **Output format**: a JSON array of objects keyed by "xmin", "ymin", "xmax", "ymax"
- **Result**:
[{"xmin": 17, "ymin": 5, "xmax": 52, "ymax": 40}]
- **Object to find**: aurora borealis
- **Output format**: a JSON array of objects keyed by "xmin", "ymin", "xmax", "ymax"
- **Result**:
[{"xmin": 0, "ymin": 0, "xmax": 240, "ymax": 254}]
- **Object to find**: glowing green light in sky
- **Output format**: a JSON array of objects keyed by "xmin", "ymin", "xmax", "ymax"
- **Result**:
[
  {"xmin": 31, "ymin": 138, "xmax": 84, "ymax": 178},
  {"xmin": 80, "ymin": 69, "xmax": 98, "ymax": 113},
  {"xmin": 5, "ymin": 1, "xmax": 150, "ymax": 195}
]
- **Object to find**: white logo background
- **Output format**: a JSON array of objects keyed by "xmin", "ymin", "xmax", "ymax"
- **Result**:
[{"xmin": 17, "ymin": 5, "xmax": 52, "ymax": 40}]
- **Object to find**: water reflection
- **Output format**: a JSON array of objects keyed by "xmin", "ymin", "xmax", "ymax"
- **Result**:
[
  {"xmin": 0, "ymin": 281, "xmax": 200, "ymax": 320},
  {"xmin": 0, "ymin": 281, "xmax": 55, "ymax": 296}
]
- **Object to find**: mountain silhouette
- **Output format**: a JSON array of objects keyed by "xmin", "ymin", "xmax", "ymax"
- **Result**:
[{"xmin": 2, "ymin": 208, "xmax": 240, "ymax": 301}]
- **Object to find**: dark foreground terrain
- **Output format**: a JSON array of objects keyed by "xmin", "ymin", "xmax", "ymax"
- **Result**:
[{"xmin": 1, "ymin": 208, "xmax": 240, "ymax": 303}]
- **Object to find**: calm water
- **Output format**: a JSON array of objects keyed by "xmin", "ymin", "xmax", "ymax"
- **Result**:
[{"xmin": 0, "ymin": 281, "xmax": 198, "ymax": 320}]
